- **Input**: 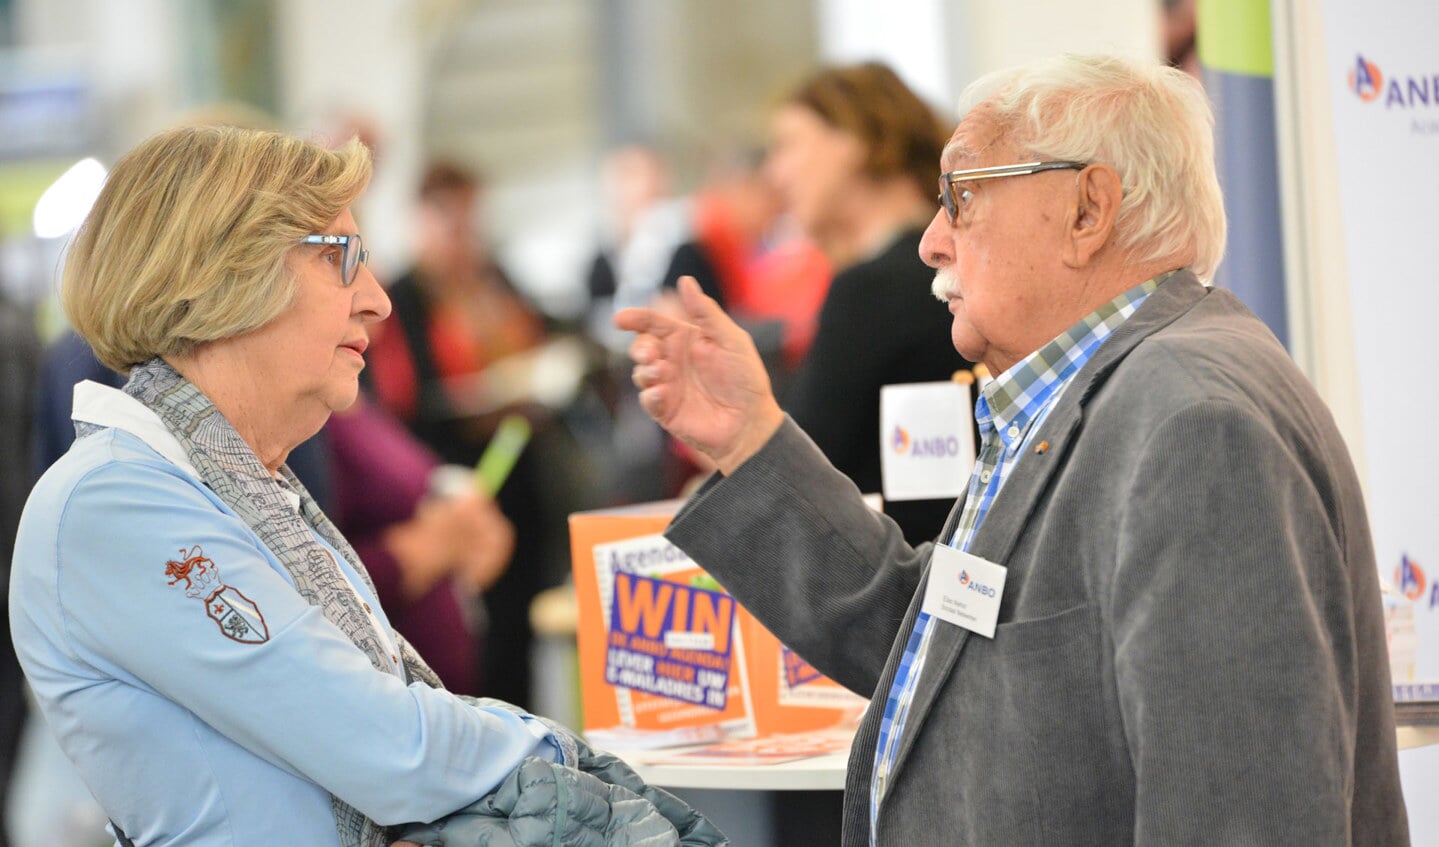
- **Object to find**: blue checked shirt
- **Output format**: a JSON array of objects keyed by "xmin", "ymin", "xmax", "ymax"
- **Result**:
[{"xmin": 868, "ymin": 275, "xmax": 1167, "ymax": 842}]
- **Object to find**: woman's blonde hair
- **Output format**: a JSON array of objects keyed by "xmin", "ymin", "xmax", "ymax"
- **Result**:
[
  {"xmin": 960, "ymin": 54, "xmax": 1227, "ymax": 282},
  {"xmin": 63, "ymin": 125, "xmax": 372, "ymax": 372}
]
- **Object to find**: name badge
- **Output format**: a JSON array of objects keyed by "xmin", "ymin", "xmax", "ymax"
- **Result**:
[
  {"xmin": 921, "ymin": 544, "xmax": 1007, "ymax": 638},
  {"xmin": 879, "ymin": 381, "xmax": 976, "ymax": 502}
]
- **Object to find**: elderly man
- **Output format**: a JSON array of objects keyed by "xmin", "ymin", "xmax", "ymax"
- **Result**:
[{"xmin": 617, "ymin": 54, "xmax": 1408, "ymax": 845}]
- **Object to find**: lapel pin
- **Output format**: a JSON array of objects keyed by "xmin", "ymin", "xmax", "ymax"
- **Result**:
[{"xmin": 1034, "ymin": 441, "xmax": 1049, "ymax": 455}]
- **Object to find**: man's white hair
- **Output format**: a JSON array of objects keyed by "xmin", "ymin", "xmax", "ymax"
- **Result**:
[{"xmin": 959, "ymin": 54, "xmax": 1226, "ymax": 283}]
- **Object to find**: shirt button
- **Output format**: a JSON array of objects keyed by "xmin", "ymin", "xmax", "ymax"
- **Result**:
[
  {"xmin": 363, "ymin": 602, "xmax": 372, "ymax": 613},
  {"xmin": 1007, "ymin": 425, "xmax": 1020, "ymax": 438},
  {"xmin": 391, "ymin": 653, "xmax": 399, "ymax": 664},
  {"xmin": 980, "ymin": 470, "xmax": 993, "ymax": 483}
]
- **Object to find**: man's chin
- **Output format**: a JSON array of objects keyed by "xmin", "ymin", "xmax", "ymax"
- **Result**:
[{"xmin": 950, "ymin": 321, "xmax": 984, "ymax": 363}]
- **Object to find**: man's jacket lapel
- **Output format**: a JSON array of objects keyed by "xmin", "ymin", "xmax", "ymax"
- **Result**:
[{"xmin": 877, "ymin": 271, "xmax": 1210, "ymax": 797}]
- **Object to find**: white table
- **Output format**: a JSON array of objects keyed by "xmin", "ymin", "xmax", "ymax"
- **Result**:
[
  {"xmin": 615, "ymin": 747, "xmax": 849, "ymax": 791},
  {"xmin": 1398, "ymin": 725, "xmax": 1439, "ymax": 751},
  {"xmin": 612, "ymin": 723, "xmax": 1438, "ymax": 792}
]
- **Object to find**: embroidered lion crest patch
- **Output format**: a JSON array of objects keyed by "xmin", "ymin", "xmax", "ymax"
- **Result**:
[{"xmin": 165, "ymin": 545, "xmax": 270, "ymax": 644}]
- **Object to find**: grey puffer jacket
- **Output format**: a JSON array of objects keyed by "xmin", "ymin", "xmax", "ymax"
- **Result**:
[
  {"xmin": 396, "ymin": 756, "xmax": 724, "ymax": 847},
  {"xmin": 395, "ymin": 707, "xmax": 727, "ymax": 847}
]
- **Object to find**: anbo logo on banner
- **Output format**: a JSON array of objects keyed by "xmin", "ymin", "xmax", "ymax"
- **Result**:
[
  {"xmin": 1349, "ymin": 54, "xmax": 1385, "ymax": 102},
  {"xmin": 1348, "ymin": 53, "xmax": 1438, "ymax": 108},
  {"xmin": 1395, "ymin": 553, "xmax": 1439, "ymax": 610}
]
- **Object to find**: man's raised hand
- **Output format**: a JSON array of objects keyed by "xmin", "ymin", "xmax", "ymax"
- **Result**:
[{"xmin": 615, "ymin": 276, "xmax": 783, "ymax": 475}]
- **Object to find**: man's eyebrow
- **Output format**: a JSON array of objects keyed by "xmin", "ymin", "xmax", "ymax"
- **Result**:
[{"xmin": 941, "ymin": 139, "xmax": 984, "ymax": 171}]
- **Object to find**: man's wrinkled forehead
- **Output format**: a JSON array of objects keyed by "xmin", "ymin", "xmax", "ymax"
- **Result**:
[{"xmin": 940, "ymin": 103, "xmax": 1009, "ymax": 171}]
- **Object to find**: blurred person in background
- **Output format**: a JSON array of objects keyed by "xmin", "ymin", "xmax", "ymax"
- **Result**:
[
  {"xmin": 326, "ymin": 395, "xmax": 512, "ymax": 695},
  {"xmin": 650, "ymin": 151, "xmax": 832, "ymax": 495},
  {"xmin": 586, "ymin": 145, "xmax": 698, "ymax": 339},
  {"xmin": 367, "ymin": 161, "xmax": 549, "ymax": 447},
  {"xmin": 578, "ymin": 146, "xmax": 693, "ymax": 505},
  {"xmin": 366, "ymin": 160, "xmax": 564, "ymax": 710},
  {"xmin": 767, "ymin": 61, "xmax": 973, "ymax": 546},
  {"xmin": 659, "ymin": 149, "xmax": 832, "ymax": 380},
  {"xmin": 0, "ymin": 290, "xmax": 39, "ymax": 847},
  {"xmin": 659, "ymin": 151, "xmax": 773, "ymax": 305},
  {"xmin": 10, "ymin": 124, "xmax": 720, "ymax": 846},
  {"xmin": 1163, "ymin": 0, "xmax": 1200, "ymax": 76},
  {"xmin": 725, "ymin": 221, "xmax": 832, "ymax": 378}
]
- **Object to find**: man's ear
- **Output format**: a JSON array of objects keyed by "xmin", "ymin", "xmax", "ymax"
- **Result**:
[{"xmin": 1062, "ymin": 164, "xmax": 1122, "ymax": 269}]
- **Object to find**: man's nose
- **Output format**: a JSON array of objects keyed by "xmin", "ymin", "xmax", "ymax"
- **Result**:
[{"xmin": 918, "ymin": 208, "xmax": 953, "ymax": 269}]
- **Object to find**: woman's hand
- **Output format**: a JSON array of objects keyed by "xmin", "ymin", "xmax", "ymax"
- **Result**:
[
  {"xmin": 451, "ymin": 493, "xmax": 514, "ymax": 593},
  {"xmin": 384, "ymin": 498, "xmax": 461, "ymax": 600},
  {"xmin": 384, "ymin": 493, "xmax": 514, "ymax": 600},
  {"xmin": 615, "ymin": 277, "xmax": 783, "ymax": 475}
]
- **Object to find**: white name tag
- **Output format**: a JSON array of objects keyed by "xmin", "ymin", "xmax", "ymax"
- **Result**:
[
  {"xmin": 921, "ymin": 544, "xmax": 1007, "ymax": 638},
  {"xmin": 879, "ymin": 382, "xmax": 976, "ymax": 501}
]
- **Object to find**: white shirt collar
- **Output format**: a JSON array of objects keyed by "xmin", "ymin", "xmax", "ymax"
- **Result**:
[
  {"xmin": 72, "ymin": 381, "xmax": 202, "ymax": 479},
  {"xmin": 71, "ymin": 381, "xmax": 304, "ymax": 514}
]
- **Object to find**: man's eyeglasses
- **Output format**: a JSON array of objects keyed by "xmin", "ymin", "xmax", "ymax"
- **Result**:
[
  {"xmin": 299, "ymin": 234, "xmax": 370, "ymax": 286},
  {"xmin": 938, "ymin": 161, "xmax": 1088, "ymax": 224}
]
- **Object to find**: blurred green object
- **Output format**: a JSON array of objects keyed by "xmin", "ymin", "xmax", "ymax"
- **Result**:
[
  {"xmin": 0, "ymin": 160, "xmax": 70, "ymax": 238},
  {"xmin": 473, "ymin": 413, "xmax": 531, "ymax": 496},
  {"xmin": 689, "ymin": 574, "xmax": 723, "ymax": 592},
  {"xmin": 1197, "ymin": 0, "xmax": 1274, "ymax": 77}
]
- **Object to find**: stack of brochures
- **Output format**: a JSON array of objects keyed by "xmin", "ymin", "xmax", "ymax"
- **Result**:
[
  {"xmin": 585, "ymin": 724, "xmax": 727, "ymax": 752},
  {"xmin": 1394, "ymin": 683, "xmax": 1439, "ymax": 726}
]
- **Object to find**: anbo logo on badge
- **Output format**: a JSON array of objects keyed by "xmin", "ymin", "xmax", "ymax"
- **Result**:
[{"xmin": 957, "ymin": 568, "xmax": 995, "ymax": 598}]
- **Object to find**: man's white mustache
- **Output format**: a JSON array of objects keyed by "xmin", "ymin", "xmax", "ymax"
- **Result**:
[{"xmin": 932, "ymin": 267, "xmax": 960, "ymax": 302}]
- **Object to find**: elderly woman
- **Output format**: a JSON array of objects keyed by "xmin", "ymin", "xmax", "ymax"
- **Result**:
[{"xmin": 10, "ymin": 126, "xmax": 720, "ymax": 847}]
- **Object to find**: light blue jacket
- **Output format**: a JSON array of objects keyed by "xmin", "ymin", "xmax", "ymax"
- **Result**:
[{"xmin": 10, "ymin": 385, "xmax": 558, "ymax": 845}]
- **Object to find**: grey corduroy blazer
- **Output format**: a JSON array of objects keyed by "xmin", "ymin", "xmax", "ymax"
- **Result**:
[{"xmin": 667, "ymin": 272, "xmax": 1409, "ymax": 846}]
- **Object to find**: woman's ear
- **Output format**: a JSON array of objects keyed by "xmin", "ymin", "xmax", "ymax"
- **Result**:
[{"xmin": 1062, "ymin": 164, "xmax": 1123, "ymax": 270}]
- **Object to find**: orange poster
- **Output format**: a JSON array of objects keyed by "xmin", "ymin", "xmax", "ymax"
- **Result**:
[{"xmin": 571, "ymin": 503, "xmax": 866, "ymax": 744}]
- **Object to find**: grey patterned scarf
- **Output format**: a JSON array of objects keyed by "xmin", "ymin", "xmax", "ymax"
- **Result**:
[{"xmin": 113, "ymin": 357, "xmax": 442, "ymax": 847}]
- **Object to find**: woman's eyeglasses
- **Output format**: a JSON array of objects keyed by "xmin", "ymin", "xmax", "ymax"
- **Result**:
[{"xmin": 299, "ymin": 234, "xmax": 370, "ymax": 285}]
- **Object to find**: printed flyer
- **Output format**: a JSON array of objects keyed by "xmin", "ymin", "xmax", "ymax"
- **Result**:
[
  {"xmin": 593, "ymin": 533, "xmax": 755, "ymax": 736},
  {"xmin": 570, "ymin": 502, "xmax": 869, "ymax": 747},
  {"xmin": 777, "ymin": 646, "xmax": 868, "ymax": 709}
]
